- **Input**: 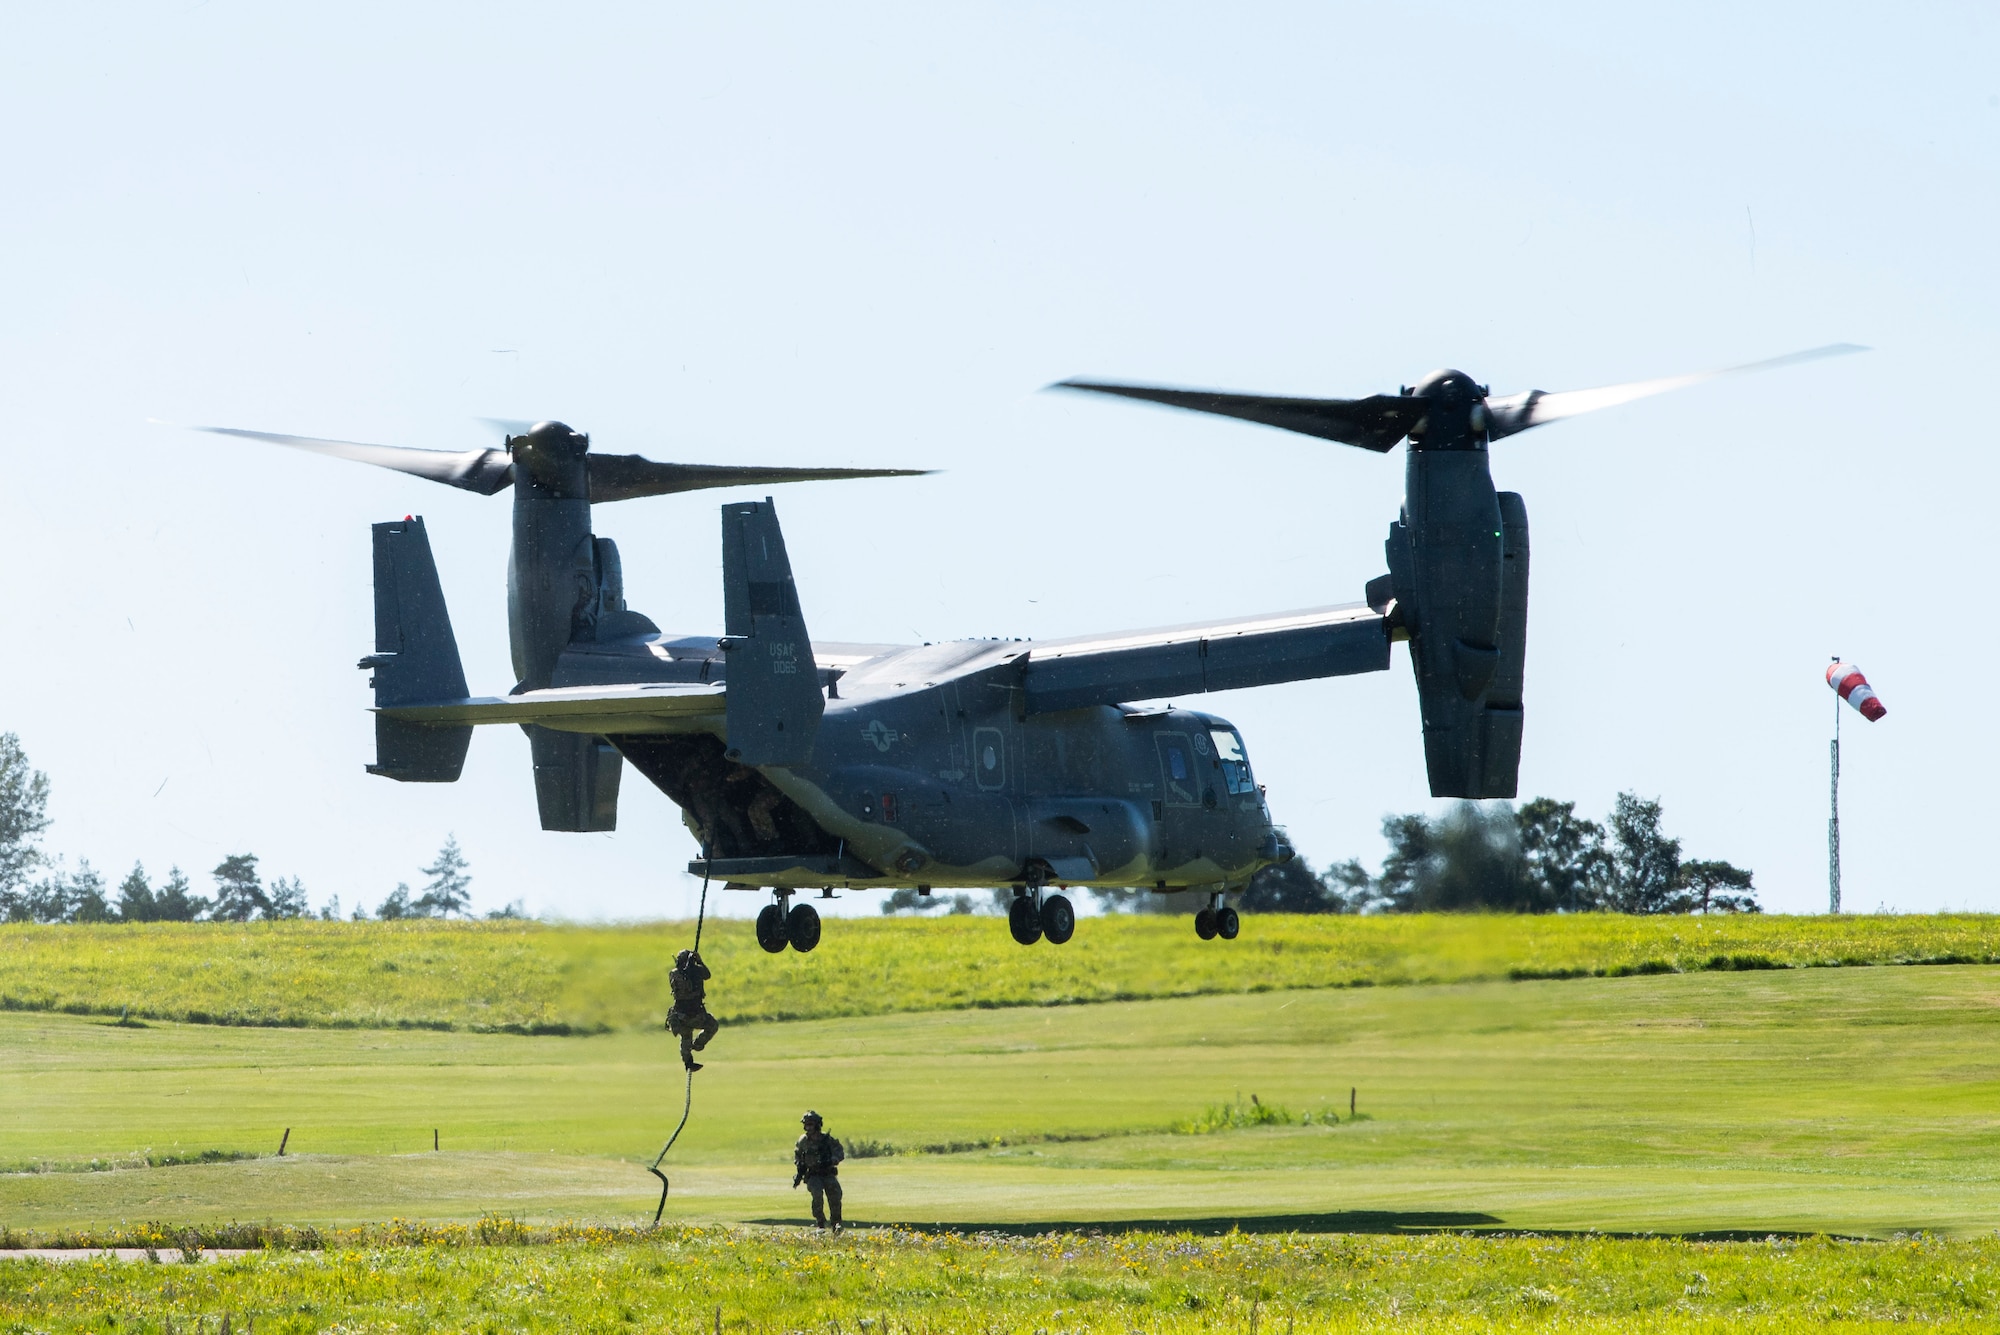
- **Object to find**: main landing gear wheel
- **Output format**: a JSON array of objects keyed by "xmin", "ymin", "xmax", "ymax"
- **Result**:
[
  {"xmin": 1215, "ymin": 905, "xmax": 1240, "ymax": 940},
  {"xmin": 786, "ymin": 902, "xmax": 822, "ymax": 953},
  {"xmin": 1039, "ymin": 894, "xmax": 1075, "ymax": 945},
  {"xmin": 1008, "ymin": 894, "xmax": 1043, "ymax": 945},
  {"xmin": 755, "ymin": 903, "xmax": 788, "ymax": 953},
  {"xmin": 1194, "ymin": 907, "xmax": 1219, "ymax": 940}
]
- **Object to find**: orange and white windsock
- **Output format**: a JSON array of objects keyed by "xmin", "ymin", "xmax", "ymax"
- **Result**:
[{"xmin": 1826, "ymin": 662, "xmax": 1887, "ymax": 721}]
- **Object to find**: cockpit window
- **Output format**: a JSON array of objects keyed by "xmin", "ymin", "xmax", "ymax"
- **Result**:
[
  {"xmin": 1156, "ymin": 733, "xmax": 1200, "ymax": 806},
  {"xmin": 1211, "ymin": 728, "xmax": 1256, "ymax": 795}
]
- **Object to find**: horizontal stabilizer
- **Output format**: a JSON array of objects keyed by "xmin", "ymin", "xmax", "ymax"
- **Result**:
[{"xmin": 377, "ymin": 682, "xmax": 726, "ymax": 734}]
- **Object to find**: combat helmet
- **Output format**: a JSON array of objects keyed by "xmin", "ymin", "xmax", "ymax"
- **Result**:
[{"xmin": 801, "ymin": 1109, "xmax": 823, "ymax": 1127}]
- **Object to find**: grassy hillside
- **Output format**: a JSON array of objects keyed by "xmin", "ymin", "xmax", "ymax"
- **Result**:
[
  {"xmin": 6, "ymin": 966, "xmax": 2000, "ymax": 1237},
  {"xmin": 3, "ymin": 912, "xmax": 1999, "ymax": 1032},
  {"xmin": 6, "ymin": 1229, "xmax": 2000, "ymax": 1333}
]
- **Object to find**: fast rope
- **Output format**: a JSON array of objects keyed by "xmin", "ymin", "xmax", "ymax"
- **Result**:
[{"xmin": 648, "ymin": 852, "xmax": 711, "ymax": 1225}]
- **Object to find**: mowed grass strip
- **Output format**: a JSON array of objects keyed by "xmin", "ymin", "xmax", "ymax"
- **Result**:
[
  {"xmin": 5, "ymin": 913, "xmax": 2000, "ymax": 1033},
  {"xmin": 5, "ymin": 1229, "xmax": 2000, "ymax": 1333},
  {"xmin": 8, "ymin": 968, "xmax": 2000, "ymax": 1237}
]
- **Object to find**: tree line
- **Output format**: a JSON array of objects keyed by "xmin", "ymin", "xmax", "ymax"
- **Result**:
[
  {"xmin": 0, "ymin": 734, "xmax": 514, "ymax": 924},
  {"xmin": 1236, "ymin": 793, "xmax": 1758, "ymax": 915},
  {"xmin": 878, "ymin": 791, "xmax": 1758, "ymax": 918}
]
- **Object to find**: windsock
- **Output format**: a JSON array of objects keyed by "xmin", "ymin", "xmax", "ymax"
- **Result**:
[{"xmin": 1826, "ymin": 662, "xmax": 1887, "ymax": 721}]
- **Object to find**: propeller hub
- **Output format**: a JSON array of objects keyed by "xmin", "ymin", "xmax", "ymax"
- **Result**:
[
  {"xmin": 1408, "ymin": 370, "xmax": 1487, "ymax": 451},
  {"xmin": 509, "ymin": 421, "xmax": 590, "ymax": 494},
  {"xmin": 512, "ymin": 420, "xmax": 588, "ymax": 455},
  {"xmin": 1410, "ymin": 369, "xmax": 1483, "ymax": 406}
]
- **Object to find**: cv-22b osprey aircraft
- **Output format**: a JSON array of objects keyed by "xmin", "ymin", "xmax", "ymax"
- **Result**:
[{"xmin": 207, "ymin": 345, "xmax": 1854, "ymax": 953}]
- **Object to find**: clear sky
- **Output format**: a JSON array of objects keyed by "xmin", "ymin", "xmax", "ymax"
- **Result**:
[{"xmin": 0, "ymin": 2, "xmax": 1992, "ymax": 921}]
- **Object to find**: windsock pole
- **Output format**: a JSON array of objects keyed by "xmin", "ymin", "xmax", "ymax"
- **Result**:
[
  {"xmin": 1829, "ymin": 668, "xmax": 1841, "ymax": 915},
  {"xmin": 1824, "ymin": 659, "xmax": 1886, "ymax": 915}
]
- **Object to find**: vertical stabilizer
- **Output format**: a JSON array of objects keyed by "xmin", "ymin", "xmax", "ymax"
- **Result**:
[
  {"xmin": 720, "ymin": 499, "xmax": 823, "ymax": 766},
  {"xmin": 362, "ymin": 517, "xmax": 473, "ymax": 782}
]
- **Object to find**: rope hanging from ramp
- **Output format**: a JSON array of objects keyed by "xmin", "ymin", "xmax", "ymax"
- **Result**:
[
  {"xmin": 648, "ymin": 1067, "xmax": 695, "ymax": 1224},
  {"xmin": 648, "ymin": 857, "xmax": 711, "ymax": 1226}
]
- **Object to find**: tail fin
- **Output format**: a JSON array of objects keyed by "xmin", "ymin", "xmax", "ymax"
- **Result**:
[
  {"xmin": 720, "ymin": 499, "xmax": 823, "ymax": 766},
  {"xmin": 361, "ymin": 517, "xmax": 473, "ymax": 782}
]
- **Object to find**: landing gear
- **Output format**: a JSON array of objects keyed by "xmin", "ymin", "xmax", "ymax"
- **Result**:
[
  {"xmin": 755, "ymin": 903, "xmax": 788, "ymax": 954},
  {"xmin": 1194, "ymin": 892, "xmax": 1239, "ymax": 942},
  {"xmin": 1040, "ymin": 894, "xmax": 1075, "ymax": 945},
  {"xmin": 1008, "ymin": 893, "xmax": 1042, "ymax": 945},
  {"xmin": 786, "ymin": 902, "xmax": 822, "ymax": 953},
  {"xmin": 1008, "ymin": 874, "xmax": 1076, "ymax": 947},
  {"xmin": 756, "ymin": 890, "xmax": 820, "ymax": 953}
]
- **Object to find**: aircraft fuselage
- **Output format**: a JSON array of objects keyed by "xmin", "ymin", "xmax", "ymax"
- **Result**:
[{"xmin": 555, "ymin": 633, "xmax": 1288, "ymax": 895}]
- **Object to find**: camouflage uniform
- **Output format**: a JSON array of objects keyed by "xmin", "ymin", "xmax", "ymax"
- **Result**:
[
  {"xmin": 792, "ymin": 1116, "xmax": 845, "ymax": 1228},
  {"xmin": 666, "ymin": 949, "xmax": 718, "ymax": 1071}
]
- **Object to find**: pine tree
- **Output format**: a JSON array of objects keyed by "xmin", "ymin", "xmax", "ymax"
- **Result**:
[
  {"xmin": 412, "ymin": 836, "xmax": 472, "ymax": 918},
  {"xmin": 209, "ymin": 853, "xmax": 270, "ymax": 921},
  {"xmin": 1678, "ymin": 859, "xmax": 1760, "ymax": 913},
  {"xmin": 266, "ymin": 875, "xmax": 309, "ymax": 920},
  {"xmin": 1516, "ymin": 798, "xmax": 1613, "ymax": 913},
  {"xmin": 151, "ymin": 867, "xmax": 206, "ymax": 921},
  {"xmin": 116, "ymin": 864, "xmax": 158, "ymax": 922},
  {"xmin": 0, "ymin": 733, "xmax": 50, "ymax": 919},
  {"xmin": 1605, "ymin": 793, "xmax": 1685, "ymax": 914}
]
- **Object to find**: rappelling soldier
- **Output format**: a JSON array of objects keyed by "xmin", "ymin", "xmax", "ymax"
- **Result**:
[
  {"xmin": 665, "ymin": 948, "xmax": 718, "ymax": 1072},
  {"xmin": 792, "ymin": 1109, "xmax": 846, "ymax": 1231}
]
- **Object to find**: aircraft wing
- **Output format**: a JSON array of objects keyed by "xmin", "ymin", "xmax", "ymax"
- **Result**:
[
  {"xmin": 1021, "ymin": 603, "xmax": 1391, "ymax": 714},
  {"xmin": 376, "ymin": 682, "xmax": 726, "ymax": 735}
]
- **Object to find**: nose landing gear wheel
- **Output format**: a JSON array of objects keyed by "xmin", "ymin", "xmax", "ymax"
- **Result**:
[
  {"xmin": 1039, "ymin": 894, "xmax": 1075, "ymax": 945},
  {"xmin": 786, "ymin": 902, "xmax": 822, "ymax": 953},
  {"xmin": 1194, "ymin": 907, "xmax": 1219, "ymax": 940},
  {"xmin": 1008, "ymin": 895, "xmax": 1043, "ymax": 945},
  {"xmin": 1215, "ymin": 905, "xmax": 1240, "ymax": 940},
  {"xmin": 755, "ymin": 903, "xmax": 788, "ymax": 953}
]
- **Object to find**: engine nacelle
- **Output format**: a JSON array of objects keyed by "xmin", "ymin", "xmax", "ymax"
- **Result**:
[{"xmin": 1384, "ymin": 447, "xmax": 1528, "ymax": 798}]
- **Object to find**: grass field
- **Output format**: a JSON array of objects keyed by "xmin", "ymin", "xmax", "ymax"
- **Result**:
[
  {"xmin": 6, "ymin": 1228, "xmax": 2000, "ymax": 1333},
  {"xmin": 5, "ymin": 912, "xmax": 2000, "ymax": 1032},
  {"xmin": 5, "ymin": 965, "xmax": 2000, "ymax": 1238},
  {"xmin": 9, "ymin": 919, "xmax": 2000, "ymax": 1329}
]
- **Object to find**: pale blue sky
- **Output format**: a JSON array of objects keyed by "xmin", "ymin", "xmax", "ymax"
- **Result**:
[{"xmin": 0, "ymin": 3, "xmax": 1992, "ymax": 919}]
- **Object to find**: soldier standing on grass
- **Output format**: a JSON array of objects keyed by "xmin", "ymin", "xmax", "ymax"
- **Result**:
[
  {"xmin": 792, "ymin": 1109, "xmax": 846, "ymax": 1231},
  {"xmin": 665, "ymin": 948, "xmax": 718, "ymax": 1072}
]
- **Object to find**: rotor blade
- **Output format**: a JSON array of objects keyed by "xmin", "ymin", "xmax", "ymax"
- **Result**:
[
  {"xmin": 477, "ymin": 416, "xmax": 539, "ymax": 438},
  {"xmin": 194, "ymin": 426, "xmax": 515, "ymax": 494},
  {"xmin": 587, "ymin": 456, "xmax": 933, "ymax": 504},
  {"xmin": 1484, "ymin": 343, "xmax": 1868, "ymax": 441},
  {"xmin": 1051, "ymin": 379, "xmax": 1424, "ymax": 452}
]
